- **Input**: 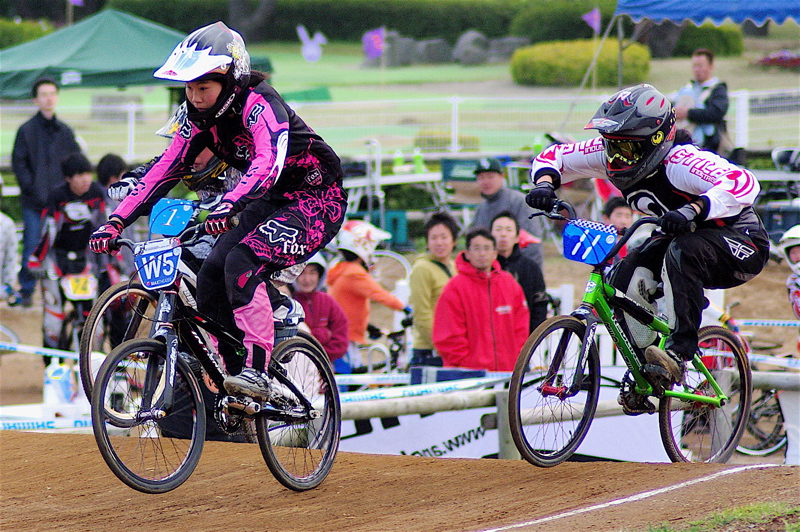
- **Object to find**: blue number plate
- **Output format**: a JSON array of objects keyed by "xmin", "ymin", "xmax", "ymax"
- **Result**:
[
  {"xmin": 149, "ymin": 198, "xmax": 194, "ymax": 236},
  {"xmin": 562, "ymin": 220, "xmax": 618, "ymax": 265},
  {"xmin": 134, "ymin": 238, "xmax": 182, "ymax": 289}
]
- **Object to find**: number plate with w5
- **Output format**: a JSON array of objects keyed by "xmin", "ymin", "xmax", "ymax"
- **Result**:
[{"xmin": 134, "ymin": 238, "xmax": 182, "ymax": 290}]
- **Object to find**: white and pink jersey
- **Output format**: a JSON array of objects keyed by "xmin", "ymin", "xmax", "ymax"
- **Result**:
[{"xmin": 530, "ymin": 138, "xmax": 759, "ymax": 222}]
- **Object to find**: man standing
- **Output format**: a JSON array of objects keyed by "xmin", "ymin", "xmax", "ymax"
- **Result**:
[
  {"xmin": 432, "ymin": 227, "xmax": 529, "ymax": 372},
  {"xmin": 469, "ymin": 157, "xmax": 546, "ymax": 267},
  {"xmin": 672, "ymin": 48, "xmax": 729, "ymax": 154},
  {"xmin": 12, "ymin": 77, "xmax": 81, "ymax": 307},
  {"xmin": 491, "ymin": 211, "xmax": 548, "ymax": 332}
]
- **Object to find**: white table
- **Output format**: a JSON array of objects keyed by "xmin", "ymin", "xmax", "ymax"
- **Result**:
[{"xmin": 343, "ymin": 171, "xmax": 445, "ymax": 213}]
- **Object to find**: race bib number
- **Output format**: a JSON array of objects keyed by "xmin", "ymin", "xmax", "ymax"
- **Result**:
[
  {"xmin": 60, "ymin": 274, "xmax": 98, "ymax": 301},
  {"xmin": 134, "ymin": 238, "xmax": 182, "ymax": 289}
]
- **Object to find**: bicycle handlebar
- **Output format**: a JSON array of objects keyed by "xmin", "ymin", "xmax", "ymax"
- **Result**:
[{"xmin": 532, "ymin": 199, "xmax": 696, "ymax": 265}]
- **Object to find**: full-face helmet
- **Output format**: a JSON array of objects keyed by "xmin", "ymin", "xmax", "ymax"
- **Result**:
[
  {"xmin": 336, "ymin": 220, "xmax": 392, "ymax": 266},
  {"xmin": 154, "ymin": 22, "xmax": 251, "ymax": 129},
  {"xmin": 585, "ymin": 84, "xmax": 676, "ymax": 189},
  {"xmin": 779, "ymin": 225, "xmax": 800, "ymax": 275}
]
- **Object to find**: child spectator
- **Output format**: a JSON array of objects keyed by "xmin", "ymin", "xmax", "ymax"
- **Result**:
[
  {"xmin": 778, "ymin": 226, "xmax": 800, "ymax": 351},
  {"xmin": 292, "ymin": 253, "xmax": 350, "ymax": 372},
  {"xmin": 27, "ymin": 152, "xmax": 106, "ymax": 363},
  {"xmin": 327, "ymin": 220, "xmax": 411, "ymax": 369},
  {"xmin": 0, "ymin": 175, "xmax": 21, "ymax": 306},
  {"xmin": 602, "ymin": 196, "xmax": 635, "ymax": 262},
  {"xmin": 408, "ymin": 211, "xmax": 459, "ymax": 368},
  {"xmin": 433, "ymin": 227, "xmax": 529, "ymax": 371},
  {"xmin": 96, "ymin": 153, "xmax": 135, "ymax": 276}
]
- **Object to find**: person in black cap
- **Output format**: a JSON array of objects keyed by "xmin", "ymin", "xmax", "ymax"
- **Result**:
[{"xmin": 468, "ymin": 157, "xmax": 546, "ymax": 267}]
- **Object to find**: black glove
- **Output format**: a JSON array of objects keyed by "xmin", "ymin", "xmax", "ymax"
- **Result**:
[
  {"xmin": 525, "ymin": 181, "xmax": 557, "ymax": 212},
  {"xmin": 660, "ymin": 204, "xmax": 698, "ymax": 235}
]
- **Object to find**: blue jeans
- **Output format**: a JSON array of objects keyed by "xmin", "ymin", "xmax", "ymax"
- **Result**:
[{"xmin": 18, "ymin": 208, "xmax": 42, "ymax": 296}]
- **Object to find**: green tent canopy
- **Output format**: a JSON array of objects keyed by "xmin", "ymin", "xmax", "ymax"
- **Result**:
[{"xmin": 0, "ymin": 9, "xmax": 273, "ymax": 100}]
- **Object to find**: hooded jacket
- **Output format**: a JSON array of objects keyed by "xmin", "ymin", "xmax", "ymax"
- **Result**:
[
  {"xmin": 327, "ymin": 259, "xmax": 405, "ymax": 344},
  {"xmin": 432, "ymin": 251, "xmax": 529, "ymax": 371},
  {"xmin": 293, "ymin": 290, "xmax": 349, "ymax": 361}
]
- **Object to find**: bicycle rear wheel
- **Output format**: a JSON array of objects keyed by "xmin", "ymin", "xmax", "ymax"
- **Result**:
[
  {"xmin": 658, "ymin": 326, "xmax": 751, "ymax": 463},
  {"xmin": 736, "ymin": 389, "xmax": 786, "ymax": 456},
  {"xmin": 508, "ymin": 316, "xmax": 601, "ymax": 467},
  {"xmin": 80, "ymin": 282, "xmax": 157, "ymax": 398},
  {"xmin": 256, "ymin": 337, "xmax": 341, "ymax": 491},
  {"xmin": 91, "ymin": 339, "xmax": 206, "ymax": 493}
]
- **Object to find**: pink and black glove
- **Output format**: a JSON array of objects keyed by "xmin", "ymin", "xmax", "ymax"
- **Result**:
[
  {"xmin": 205, "ymin": 200, "xmax": 236, "ymax": 235},
  {"xmin": 90, "ymin": 219, "xmax": 124, "ymax": 254}
]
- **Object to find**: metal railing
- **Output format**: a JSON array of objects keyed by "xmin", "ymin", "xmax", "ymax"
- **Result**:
[{"xmin": 1, "ymin": 89, "xmax": 797, "ymax": 166}]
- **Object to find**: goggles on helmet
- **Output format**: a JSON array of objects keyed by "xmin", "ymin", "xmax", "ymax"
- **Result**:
[
  {"xmin": 182, "ymin": 156, "xmax": 229, "ymax": 191},
  {"xmin": 602, "ymin": 135, "xmax": 649, "ymax": 171}
]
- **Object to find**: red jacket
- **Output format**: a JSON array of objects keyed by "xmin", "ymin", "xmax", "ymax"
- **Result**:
[
  {"xmin": 294, "ymin": 290, "xmax": 350, "ymax": 361},
  {"xmin": 433, "ymin": 252, "xmax": 529, "ymax": 371}
]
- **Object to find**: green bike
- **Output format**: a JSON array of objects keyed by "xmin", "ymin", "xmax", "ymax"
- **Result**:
[{"xmin": 508, "ymin": 201, "xmax": 751, "ymax": 466}]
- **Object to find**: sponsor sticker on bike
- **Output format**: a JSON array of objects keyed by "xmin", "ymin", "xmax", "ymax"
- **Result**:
[{"xmin": 134, "ymin": 238, "xmax": 182, "ymax": 289}]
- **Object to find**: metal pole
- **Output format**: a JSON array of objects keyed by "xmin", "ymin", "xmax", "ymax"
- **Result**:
[
  {"xmin": 449, "ymin": 96, "xmax": 462, "ymax": 153},
  {"xmin": 126, "ymin": 102, "xmax": 136, "ymax": 162},
  {"xmin": 495, "ymin": 390, "xmax": 521, "ymax": 460}
]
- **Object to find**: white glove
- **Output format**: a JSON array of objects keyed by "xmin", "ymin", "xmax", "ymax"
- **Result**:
[{"xmin": 108, "ymin": 176, "xmax": 138, "ymax": 201}]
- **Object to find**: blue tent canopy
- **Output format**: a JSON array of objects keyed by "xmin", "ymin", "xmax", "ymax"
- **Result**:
[{"xmin": 614, "ymin": 0, "xmax": 800, "ymax": 26}]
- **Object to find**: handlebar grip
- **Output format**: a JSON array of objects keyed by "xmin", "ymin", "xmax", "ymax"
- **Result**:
[
  {"xmin": 230, "ymin": 215, "xmax": 240, "ymax": 228},
  {"xmin": 687, "ymin": 221, "xmax": 697, "ymax": 233}
]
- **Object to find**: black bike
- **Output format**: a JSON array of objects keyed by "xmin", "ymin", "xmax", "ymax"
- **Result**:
[{"xmin": 90, "ymin": 218, "xmax": 340, "ymax": 494}]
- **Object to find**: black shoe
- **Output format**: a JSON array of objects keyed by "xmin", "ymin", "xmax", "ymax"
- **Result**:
[
  {"xmin": 20, "ymin": 294, "xmax": 33, "ymax": 308},
  {"xmin": 644, "ymin": 346, "xmax": 686, "ymax": 384}
]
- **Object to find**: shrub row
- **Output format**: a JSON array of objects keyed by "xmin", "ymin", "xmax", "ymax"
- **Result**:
[
  {"xmin": 0, "ymin": 17, "xmax": 51, "ymax": 49},
  {"xmin": 511, "ymin": 39, "xmax": 651, "ymax": 87},
  {"xmin": 510, "ymin": 0, "xmax": 634, "ymax": 45},
  {"xmin": 673, "ymin": 23, "xmax": 744, "ymax": 57},
  {"xmin": 109, "ymin": 0, "xmax": 521, "ymax": 42}
]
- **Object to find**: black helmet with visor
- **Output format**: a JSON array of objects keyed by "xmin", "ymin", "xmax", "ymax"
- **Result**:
[{"xmin": 585, "ymin": 84, "xmax": 676, "ymax": 189}]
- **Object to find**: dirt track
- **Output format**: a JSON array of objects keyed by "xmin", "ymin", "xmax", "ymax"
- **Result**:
[{"xmin": 0, "ymin": 431, "xmax": 797, "ymax": 532}]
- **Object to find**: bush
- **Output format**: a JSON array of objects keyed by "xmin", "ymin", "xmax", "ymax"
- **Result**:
[
  {"xmin": 509, "ymin": 0, "xmax": 632, "ymax": 45},
  {"xmin": 511, "ymin": 39, "xmax": 650, "ymax": 87},
  {"xmin": 109, "ymin": 0, "xmax": 226, "ymax": 33},
  {"xmin": 0, "ymin": 17, "xmax": 51, "ymax": 49},
  {"xmin": 673, "ymin": 23, "xmax": 744, "ymax": 57},
  {"xmin": 414, "ymin": 129, "xmax": 479, "ymax": 152},
  {"xmin": 110, "ymin": 0, "xmax": 521, "ymax": 43}
]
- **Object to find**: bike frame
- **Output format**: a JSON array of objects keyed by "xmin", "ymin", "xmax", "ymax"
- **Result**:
[{"xmin": 541, "ymin": 204, "xmax": 731, "ymax": 408}]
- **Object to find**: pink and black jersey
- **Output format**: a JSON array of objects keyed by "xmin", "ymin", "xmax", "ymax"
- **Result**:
[{"xmin": 113, "ymin": 81, "xmax": 342, "ymax": 226}]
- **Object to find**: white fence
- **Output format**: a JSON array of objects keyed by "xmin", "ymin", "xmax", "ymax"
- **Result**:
[{"xmin": 1, "ymin": 88, "xmax": 798, "ymax": 166}]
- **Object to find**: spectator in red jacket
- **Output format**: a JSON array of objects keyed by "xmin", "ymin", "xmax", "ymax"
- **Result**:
[
  {"xmin": 292, "ymin": 253, "xmax": 350, "ymax": 371},
  {"xmin": 432, "ymin": 227, "xmax": 529, "ymax": 371}
]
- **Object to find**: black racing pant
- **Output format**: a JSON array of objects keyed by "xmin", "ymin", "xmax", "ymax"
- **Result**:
[
  {"xmin": 196, "ymin": 182, "xmax": 347, "ymax": 374},
  {"xmin": 608, "ymin": 224, "xmax": 769, "ymax": 359}
]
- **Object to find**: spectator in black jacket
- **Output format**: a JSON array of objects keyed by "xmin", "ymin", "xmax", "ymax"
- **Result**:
[
  {"xmin": 491, "ymin": 211, "xmax": 548, "ymax": 332},
  {"xmin": 11, "ymin": 77, "xmax": 81, "ymax": 307}
]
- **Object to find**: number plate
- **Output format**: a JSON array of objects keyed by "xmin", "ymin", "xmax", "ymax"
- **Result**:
[
  {"xmin": 134, "ymin": 238, "xmax": 182, "ymax": 289},
  {"xmin": 60, "ymin": 273, "xmax": 98, "ymax": 301},
  {"xmin": 149, "ymin": 198, "xmax": 195, "ymax": 236}
]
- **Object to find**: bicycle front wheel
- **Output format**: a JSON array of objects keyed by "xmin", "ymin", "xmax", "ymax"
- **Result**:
[
  {"xmin": 91, "ymin": 339, "xmax": 206, "ymax": 493},
  {"xmin": 659, "ymin": 326, "xmax": 751, "ymax": 463},
  {"xmin": 508, "ymin": 316, "xmax": 601, "ymax": 467},
  {"xmin": 80, "ymin": 282, "xmax": 158, "ymax": 399},
  {"xmin": 256, "ymin": 337, "xmax": 341, "ymax": 491}
]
